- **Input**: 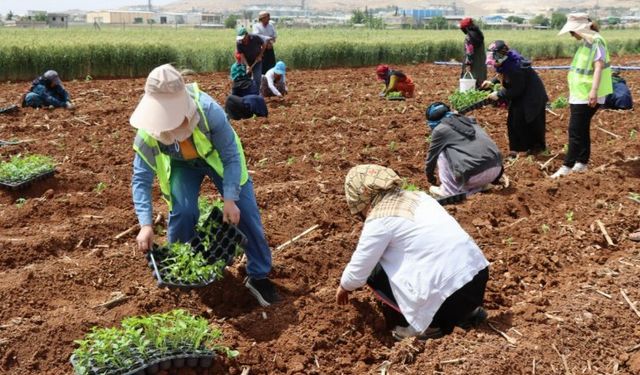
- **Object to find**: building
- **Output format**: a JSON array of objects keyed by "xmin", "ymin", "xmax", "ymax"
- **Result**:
[
  {"xmin": 86, "ymin": 11, "xmax": 154, "ymax": 24},
  {"xmin": 47, "ymin": 13, "xmax": 69, "ymax": 28}
]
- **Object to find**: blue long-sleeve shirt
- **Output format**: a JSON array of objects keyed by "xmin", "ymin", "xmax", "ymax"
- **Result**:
[
  {"xmin": 30, "ymin": 78, "xmax": 69, "ymax": 108},
  {"xmin": 131, "ymin": 91, "xmax": 243, "ymax": 226}
]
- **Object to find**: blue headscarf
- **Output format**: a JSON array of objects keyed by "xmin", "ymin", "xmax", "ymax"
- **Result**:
[{"xmin": 425, "ymin": 102, "xmax": 453, "ymax": 130}]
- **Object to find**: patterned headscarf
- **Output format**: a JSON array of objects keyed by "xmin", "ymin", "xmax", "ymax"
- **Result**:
[{"xmin": 344, "ymin": 164, "xmax": 420, "ymax": 221}]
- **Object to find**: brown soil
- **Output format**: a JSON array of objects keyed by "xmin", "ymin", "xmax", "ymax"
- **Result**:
[{"xmin": 0, "ymin": 57, "xmax": 639, "ymax": 375}]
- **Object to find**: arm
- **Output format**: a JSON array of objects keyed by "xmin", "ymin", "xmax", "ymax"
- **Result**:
[
  {"xmin": 425, "ymin": 129, "xmax": 447, "ymax": 183},
  {"xmin": 340, "ymin": 220, "xmax": 392, "ymax": 292},
  {"xmin": 464, "ymin": 38, "xmax": 474, "ymax": 70},
  {"xmin": 386, "ymin": 75, "xmax": 398, "ymax": 93},
  {"xmin": 589, "ymin": 60, "xmax": 605, "ymax": 108},
  {"xmin": 32, "ymin": 84, "xmax": 66, "ymax": 107},
  {"xmin": 132, "ymin": 154, "xmax": 156, "ymax": 251},
  {"xmin": 205, "ymin": 101, "xmax": 242, "ymax": 201},
  {"xmin": 497, "ymin": 69, "xmax": 526, "ymax": 100}
]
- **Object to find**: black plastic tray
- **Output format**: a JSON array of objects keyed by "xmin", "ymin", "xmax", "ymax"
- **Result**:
[
  {"xmin": 147, "ymin": 207, "xmax": 247, "ymax": 290},
  {"xmin": 0, "ymin": 169, "xmax": 55, "ymax": 190},
  {"xmin": 386, "ymin": 95, "xmax": 406, "ymax": 101},
  {"xmin": 0, "ymin": 104, "xmax": 18, "ymax": 114},
  {"xmin": 71, "ymin": 350, "xmax": 215, "ymax": 375},
  {"xmin": 436, "ymin": 192, "xmax": 467, "ymax": 206}
]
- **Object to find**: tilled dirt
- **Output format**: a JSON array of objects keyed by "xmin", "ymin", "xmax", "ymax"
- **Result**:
[{"xmin": 0, "ymin": 57, "xmax": 639, "ymax": 375}]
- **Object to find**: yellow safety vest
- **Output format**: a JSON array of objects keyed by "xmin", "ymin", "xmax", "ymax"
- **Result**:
[
  {"xmin": 568, "ymin": 36, "xmax": 613, "ymax": 101},
  {"xmin": 133, "ymin": 83, "xmax": 249, "ymax": 209}
]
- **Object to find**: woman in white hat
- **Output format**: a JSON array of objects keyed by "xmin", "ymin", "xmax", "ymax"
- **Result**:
[
  {"xmin": 130, "ymin": 64, "xmax": 279, "ymax": 307},
  {"xmin": 551, "ymin": 13, "xmax": 613, "ymax": 179},
  {"xmin": 253, "ymin": 11, "xmax": 277, "ymax": 74},
  {"xmin": 336, "ymin": 164, "xmax": 490, "ymax": 340}
]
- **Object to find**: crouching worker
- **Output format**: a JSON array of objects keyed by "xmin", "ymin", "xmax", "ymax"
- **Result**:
[
  {"xmin": 604, "ymin": 69, "xmax": 633, "ymax": 110},
  {"xmin": 337, "ymin": 164, "xmax": 490, "ymax": 340},
  {"xmin": 425, "ymin": 102, "xmax": 503, "ymax": 198},
  {"xmin": 23, "ymin": 70, "xmax": 74, "ymax": 109},
  {"xmin": 375, "ymin": 65, "xmax": 415, "ymax": 99},
  {"xmin": 231, "ymin": 53, "xmax": 259, "ymax": 97},
  {"xmin": 225, "ymin": 94, "xmax": 268, "ymax": 120},
  {"xmin": 130, "ymin": 64, "xmax": 279, "ymax": 306},
  {"xmin": 261, "ymin": 61, "xmax": 288, "ymax": 98}
]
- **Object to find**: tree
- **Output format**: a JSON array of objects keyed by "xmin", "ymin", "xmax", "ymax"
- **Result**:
[
  {"xmin": 351, "ymin": 9, "xmax": 366, "ymax": 24},
  {"xmin": 7, "ymin": 11, "xmax": 13, "ymax": 21},
  {"xmin": 550, "ymin": 12, "xmax": 567, "ymax": 29},
  {"xmin": 34, "ymin": 12, "xmax": 47, "ymax": 22},
  {"xmin": 608, "ymin": 17, "xmax": 621, "ymax": 25},
  {"xmin": 224, "ymin": 14, "xmax": 239, "ymax": 28},
  {"xmin": 506, "ymin": 16, "xmax": 525, "ymax": 24},
  {"xmin": 427, "ymin": 16, "xmax": 448, "ymax": 30},
  {"xmin": 530, "ymin": 14, "xmax": 550, "ymax": 26}
]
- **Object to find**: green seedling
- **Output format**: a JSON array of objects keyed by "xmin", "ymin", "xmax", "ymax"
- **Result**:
[
  {"xmin": 402, "ymin": 178, "xmax": 420, "ymax": 191},
  {"xmin": 565, "ymin": 210, "xmax": 574, "ymax": 223},
  {"xmin": 388, "ymin": 141, "xmax": 397, "ymax": 152},
  {"xmin": 94, "ymin": 182, "xmax": 107, "ymax": 194},
  {"xmin": 541, "ymin": 149, "xmax": 551, "ymax": 156},
  {"xmin": 85, "ymin": 75, "xmax": 93, "ymax": 81},
  {"xmin": 0, "ymin": 154, "xmax": 55, "ymax": 183},
  {"xmin": 159, "ymin": 242, "xmax": 225, "ymax": 284},
  {"xmin": 313, "ymin": 152, "xmax": 322, "ymax": 161},
  {"xmin": 541, "ymin": 224, "xmax": 550, "ymax": 234},
  {"xmin": 630, "ymin": 129, "xmax": 637, "ymax": 139},
  {"xmin": 550, "ymin": 96, "xmax": 568, "ymax": 109},
  {"xmin": 562, "ymin": 144, "xmax": 568, "ymax": 154},
  {"xmin": 503, "ymin": 237, "xmax": 514, "ymax": 246},
  {"xmin": 15, "ymin": 197, "xmax": 26, "ymax": 207},
  {"xmin": 448, "ymin": 89, "xmax": 490, "ymax": 110},
  {"xmin": 286, "ymin": 156, "xmax": 295, "ymax": 165},
  {"xmin": 426, "ymin": 135, "xmax": 432, "ymax": 143}
]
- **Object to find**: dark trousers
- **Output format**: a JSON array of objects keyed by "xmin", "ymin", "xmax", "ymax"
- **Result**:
[
  {"xmin": 564, "ymin": 104, "xmax": 599, "ymax": 167},
  {"xmin": 367, "ymin": 264, "xmax": 489, "ymax": 334},
  {"xmin": 261, "ymin": 48, "xmax": 276, "ymax": 74}
]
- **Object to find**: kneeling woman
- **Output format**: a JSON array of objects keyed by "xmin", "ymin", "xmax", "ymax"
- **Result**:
[
  {"xmin": 375, "ymin": 65, "xmax": 415, "ymax": 99},
  {"xmin": 425, "ymin": 102, "xmax": 503, "ymax": 197},
  {"xmin": 336, "ymin": 164, "xmax": 490, "ymax": 339}
]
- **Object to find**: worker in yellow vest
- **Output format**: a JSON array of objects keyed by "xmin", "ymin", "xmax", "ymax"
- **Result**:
[
  {"xmin": 130, "ymin": 64, "xmax": 279, "ymax": 306},
  {"xmin": 551, "ymin": 13, "xmax": 612, "ymax": 179}
]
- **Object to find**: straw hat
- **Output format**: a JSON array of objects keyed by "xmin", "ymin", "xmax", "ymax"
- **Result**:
[
  {"xmin": 558, "ymin": 13, "xmax": 592, "ymax": 36},
  {"xmin": 130, "ymin": 64, "xmax": 195, "ymax": 133}
]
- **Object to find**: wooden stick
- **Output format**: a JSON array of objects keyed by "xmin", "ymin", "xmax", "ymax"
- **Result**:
[
  {"xmin": 546, "ymin": 108, "xmax": 559, "ymax": 117},
  {"xmin": 626, "ymin": 343, "xmax": 640, "ymax": 352},
  {"xmin": 114, "ymin": 214, "xmax": 162, "ymax": 239},
  {"xmin": 81, "ymin": 215, "xmax": 104, "ymax": 219},
  {"xmin": 628, "ymin": 196, "xmax": 640, "ymax": 205},
  {"xmin": 532, "ymin": 359, "xmax": 536, "ymax": 375},
  {"xmin": 595, "ymin": 220, "xmax": 614, "ymax": 246},
  {"xmin": 552, "ymin": 344, "xmax": 571, "ymax": 375},
  {"xmin": 621, "ymin": 289, "xmax": 640, "ymax": 319},
  {"xmin": 240, "ymin": 367, "xmax": 250, "ymax": 375},
  {"xmin": 487, "ymin": 322, "xmax": 517, "ymax": 344},
  {"xmin": 93, "ymin": 292, "xmax": 129, "ymax": 309},
  {"xmin": 594, "ymin": 289, "xmax": 612, "ymax": 299},
  {"xmin": 275, "ymin": 224, "xmax": 320, "ymax": 252},
  {"xmin": 596, "ymin": 126, "xmax": 621, "ymax": 139},
  {"xmin": 440, "ymin": 358, "xmax": 466, "ymax": 365},
  {"xmin": 540, "ymin": 153, "xmax": 561, "ymax": 170}
]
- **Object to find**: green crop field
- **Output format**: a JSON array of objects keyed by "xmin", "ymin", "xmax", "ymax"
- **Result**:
[{"xmin": 0, "ymin": 26, "xmax": 638, "ymax": 80}]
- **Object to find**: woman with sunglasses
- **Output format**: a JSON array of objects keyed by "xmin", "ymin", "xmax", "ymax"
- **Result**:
[{"xmin": 482, "ymin": 40, "xmax": 548, "ymax": 158}]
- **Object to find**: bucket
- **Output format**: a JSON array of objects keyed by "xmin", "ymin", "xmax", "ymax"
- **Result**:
[{"xmin": 459, "ymin": 72, "xmax": 476, "ymax": 92}]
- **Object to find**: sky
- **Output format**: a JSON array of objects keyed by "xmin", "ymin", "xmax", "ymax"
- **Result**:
[{"xmin": 0, "ymin": 0, "xmax": 175, "ymax": 15}]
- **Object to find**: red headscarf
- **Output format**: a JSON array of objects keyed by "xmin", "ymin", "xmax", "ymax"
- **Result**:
[
  {"xmin": 460, "ymin": 17, "xmax": 473, "ymax": 29},
  {"xmin": 235, "ymin": 52, "xmax": 242, "ymax": 63},
  {"xmin": 375, "ymin": 64, "xmax": 389, "ymax": 80}
]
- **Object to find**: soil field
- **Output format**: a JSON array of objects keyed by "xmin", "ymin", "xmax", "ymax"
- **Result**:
[{"xmin": 0, "ymin": 57, "xmax": 639, "ymax": 375}]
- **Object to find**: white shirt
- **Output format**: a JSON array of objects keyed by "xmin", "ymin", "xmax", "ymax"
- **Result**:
[
  {"xmin": 340, "ymin": 192, "xmax": 489, "ymax": 332},
  {"xmin": 252, "ymin": 22, "xmax": 277, "ymax": 43},
  {"xmin": 263, "ymin": 68, "xmax": 287, "ymax": 97}
]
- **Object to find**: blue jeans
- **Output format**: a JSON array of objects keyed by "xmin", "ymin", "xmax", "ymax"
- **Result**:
[
  {"xmin": 251, "ymin": 61, "xmax": 263, "ymax": 94},
  {"xmin": 168, "ymin": 158, "xmax": 272, "ymax": 279},
  {"xmin": 24, "ymin": 92, "xmax": 43, "ymax": 108}
]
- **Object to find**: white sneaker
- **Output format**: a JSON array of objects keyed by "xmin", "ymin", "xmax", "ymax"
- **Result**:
[
  {"xmin": 550, "ymin": 165, "xmax": 571, "ymax": 179},
  {"xmin": 572, "ymin": 162, "xmax": 588, "ymax": 173},
  {"xmin": 391, "ymin": 325, "xmax": 420, "ymax": 340},
  {"xmin": 429, "ymin": 185, "xmax": 446, "ymax": 197}
]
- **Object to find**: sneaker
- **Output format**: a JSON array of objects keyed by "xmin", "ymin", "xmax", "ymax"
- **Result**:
[
  {"xmin": 550, "ymin": 165, "xmax": 571, "ymax": 179},
  {"xmin": 244, "ymin": 277, "xmax": 280, "ymax": 307},
  {"xmin": 391, "ymin": 325, "xmax": 444, "ymax": 341},
  {"xmin": 429, "ymin": 185, "xmax": 446, "ymax": 198},
  {"xmin": 457, "ymin": 306, "xmax": 488, "ymax": 329},
  {"xmin": 572, "ymin": 162, "xmax": 588, "ymax": 173}
]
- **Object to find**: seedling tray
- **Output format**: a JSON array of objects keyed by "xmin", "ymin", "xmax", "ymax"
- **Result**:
[
  {"xmin": 147, "ymin": 207, "xmax": 247, "ymax": 290},
  {"xmin": 71, "ymin": 349, "xmax": 215, "ymax": 375},
  {"xmin": 436, "ymin": 192, "xmax": 467, "ymax": 206},
  {"xmin": 0, "ymin": 169, "xmax": 55, "ymax": 190},
  {"xmin": 386, "ymin": 96, "xmax": 406, "ymax": 101},
  {"xmin": 0, "ymin": 104, "xmax": 18, "ymax": 114}
]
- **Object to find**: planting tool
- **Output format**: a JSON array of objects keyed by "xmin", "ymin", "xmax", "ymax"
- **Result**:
[
  {"xmin": 147, "ymin": 206, "xmax": 246, "ymax": 290},
  {"xmin": 436, "ymin": 192, "xmax": 467, "ymax": 206}
]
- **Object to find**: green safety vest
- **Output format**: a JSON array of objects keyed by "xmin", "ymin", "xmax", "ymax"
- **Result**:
[
  {"xmin": 133, "ymin": 82, "xmax": 249, "ymax": 209},
  {"xmin": 568, "ymin": 36, "xmax": 613, "ymax": 101}
]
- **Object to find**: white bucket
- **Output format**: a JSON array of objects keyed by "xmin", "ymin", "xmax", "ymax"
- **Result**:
[{"xmin": 459, "ymin": 72, "xmax": 476, "ymax": 92}]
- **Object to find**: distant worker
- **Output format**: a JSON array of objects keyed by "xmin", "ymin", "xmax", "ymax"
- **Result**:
[
  {"xmin": 375, "ymin": 65, "xmax": 415, "ymax": 99},
  {"xmin": 551, "ymin": 13, "xmax": 612, "ymax": 179},
  {"xmin": 225, "ymin": 94, "xmax": 268, "ymax": 120},
  {"xmin": 482, "ymin": 40, "xmax": 548, "ymax": 157},
  {"xmin": 604, "ymin": 69, "xmax": 632, "ymax": 110},
  {"xmin": 424, "ymin": 102, "xmax": 503, "ymax": 198},
  {"xmin": 236, "ymin": 26, "xmax": 268, "ymax": 94},
  {"xmin": 459, "ymin": 17, "xmax": 486, "ymax": 89},
  {"xmin": 337, "ymin": 164, "xmax": 490, "ymax": 340},
  {"xmin": 22, "ymin": 70, "xmax": 74, "ymax": 109},
  {"xmin": 253, "ymin": 11, "xmax": 277, "ymax": 74},
  {"xmin": 261, "ymin": 61, "xmax": 288, "ymax": 98},
  {"xmin": 230, "ymin": 52, "xmax": 259, "ymax": 97}
]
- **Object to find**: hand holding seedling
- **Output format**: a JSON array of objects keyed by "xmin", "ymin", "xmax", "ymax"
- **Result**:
[
  {"xmin": 223, "ymin": 199, "xmax": 240, "ymax": 225},
  {"xmin": 336, "ymin": 285, "xmax": 350, "ymax": 305},
  {"xmin": 136, "ymin": 225, "xmax": 154, "ymax": 251}
]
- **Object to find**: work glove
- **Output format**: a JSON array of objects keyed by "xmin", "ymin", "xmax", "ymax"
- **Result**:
[{"xmin": 488, "ymin": 92, "xmax": 499, "ymax": 101}]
